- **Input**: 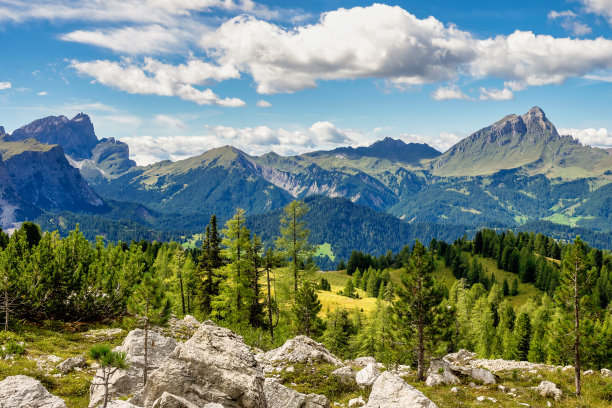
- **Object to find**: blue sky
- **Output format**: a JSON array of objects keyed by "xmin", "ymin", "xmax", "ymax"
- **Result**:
[{"xmin": 1, "ymin": 0, "xmax": 612, "ymax": 164}]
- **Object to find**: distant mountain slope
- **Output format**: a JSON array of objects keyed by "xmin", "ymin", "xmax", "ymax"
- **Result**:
[
  {"xmin": 433, "ymin": 107, "xmax": 612, "ymax": 177},
  {"xmin": 0, "ymin": 138, "xmax": 105, "ymax": 213},
  {"xmin": 247, "ymin": 196, "xmax": 471, "ymax": 267},
  {"xmin": 305, "ymin": 137, "xmax": 441, "ymax": 163}
]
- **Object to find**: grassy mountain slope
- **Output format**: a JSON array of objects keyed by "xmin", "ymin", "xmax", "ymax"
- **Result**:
[{"xmin": 432, "ymin": 107, "xmax": 612, "ymax": 178}]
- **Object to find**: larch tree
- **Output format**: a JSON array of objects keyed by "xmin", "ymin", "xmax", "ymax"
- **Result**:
[
  {"xmin": 276, "ymin": 200, "xmax": 313, "ymax": 295},
  {"xmin": 128, "ymin": 272, "xmax": 171, "ymax": 385},
  {"xmin": 394, "ymin": 240, "xmax": 445, "ymax": 381},
  {"xmin": 555, "ymin": 236, "xmax": 594, "ymax": 396}
]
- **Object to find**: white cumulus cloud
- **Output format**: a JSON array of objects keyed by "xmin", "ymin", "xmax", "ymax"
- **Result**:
[
  {"xmin": 431, "ymin": 84, "xmax": 471, "ymax": 100},
  {"xmin": 0, "ymin": 81, "xmax": 11, "ymax": 90},
  {"xmin": 559, "ymin": 127, "xmax": 612, "ymax": 147},
  {"xmin": 70, "ymin": 58, "xmax": 245, "ymax": 107},
  {"xmin": 478, "ymin": 87, "xmax": 514, "ymax": 100},
  {"xmin": 256, "ymin": 99, "xmax": 272, "ymax": 108},
  {"xmin": 582, "ymin": 0, "xmax": 612, "ymax": 24},
  {"xmin": 398, "ymin": 132, "xmax": 464, "ymax": 153}
]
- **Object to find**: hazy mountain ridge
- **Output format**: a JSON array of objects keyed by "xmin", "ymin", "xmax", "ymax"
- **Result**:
[{"xmin": 1, "ymin": 107, "xmax": 611, "ymax": 252}]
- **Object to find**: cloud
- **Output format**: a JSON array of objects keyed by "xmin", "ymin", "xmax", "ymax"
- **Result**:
[
  {"xmin": 70, "ymin": 58, "xmax": 245, "ymax": 107},
  {"xmin": 431, "ymin": 84, "xmax": 470, "ymax": 100},
  {"xmin": 582, "ymin": 0, "xmax": 612, "ymax": 24},
  {"xmin": 478, "ymin": 87, "xmax": 514, "ymax": 100},
  {"xmin": 154, "ymin": 114, "xmax": 188, "ymax": 130},
  {"xmin": 37, "ymin": 91, "xmax": 48, "ymax": 96},
  {"xmin": 548, "ymin": 9, "xmax": 591, "ymax": 36},
  {"xmin": 120, "ymin": 121, "xmax": 360, "ymax": 165},
  {"xmin": 398, "ymin": 132, "xmax": 464, "ymax": 153},
  {"xmin": 256, "ymin": 99, "xmax": 272, "ymax": 108},
  {"xmin": 60, "ymin": 25, "xmax": 193, "ymax": 55},
  {"xmin": 0, "ymin": 82, "xmax": 11, "ymax": 90},
  {"xmin": 559, "ymin": 127, "xmax": 612, "ymax": 147},
  {"xmin": 201, "ymin": 4, "xmax": 477, "ymax": 94}
]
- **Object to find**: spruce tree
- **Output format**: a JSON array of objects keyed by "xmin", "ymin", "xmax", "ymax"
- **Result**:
[
  {"xmin": 198, "ymin": 215, "xmax": 222, "ymax": 315},
  {"xmin": 292, "ymin": 282, "xmax": 323, "ymax": 337},
  {"xmin": 343, "ymin": 279, "xmax": 356, "ymax": 298},
  {"xmin": 555, "ymin": 237, "xmax": 594, "ymax": 395},
  {"xmin": 515, "ymin": 312, "xmax": 532, "ymax": 361},
  {"xmin": 394, "ymin": 240, "xmax": 445, "ymax": 381},
  {"xmin": 511, "ymin": 278, "xmax": 519, "ymax": 296},
  {"xmin": 502, "ymin": 278, "xmax": 510, "ymax": 296}
]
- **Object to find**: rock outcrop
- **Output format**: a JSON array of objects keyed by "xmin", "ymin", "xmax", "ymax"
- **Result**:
[
  {"xmin": 535, "ymin": 381, "xmax": 562, "ymax": 400},
  {"xmin": 130, "ymin": 321, "xmax": 266, "ymax": 408},
  {"xmin": 257, "ymin": 335, "xmax": 344, "ymax": 368},
  {"xmin": 0, "ymin": 375, "xmax": 67, "ymax": 408},
  {"xmin": 364, "ymin": 372, "xmax": 438, "ymax": 408},
  {"xmin": 89, "ymin": 329, "xmax": 177, "ymax": 407},
  {"xmin": 355, "ymin": 363, "xmax": 380, "ymax": 388},
  {"xmin": 263, "ymin": 378, "xmax": 329, "ymax": 408},
  {"xmin": 425, "ymin": 351, "xmax": 496, "ymax": 386},
  {"xmin": 331, "ymin": 366, "xmax": 356, "ymax": 385},
  {"xmin": 57, "ymin": 356, "xmax": 87, "ymax": 373}
]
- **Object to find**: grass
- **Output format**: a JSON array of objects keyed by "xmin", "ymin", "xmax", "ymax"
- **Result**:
[
  {"xmin": 313, "ymin": 270, "xmax": 378, "ymax": 315},
  {"xmin": 314, "ymin": 242, "xmax": 335, "ymax": 262},
  {"xmin": 0, "ymin": 322, "xmax": 127, "ymax": 408}
]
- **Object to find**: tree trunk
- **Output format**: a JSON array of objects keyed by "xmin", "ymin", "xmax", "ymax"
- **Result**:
[
  {"xmin": 103, "ymin": 368, "xmax": 109, "ymax": 408},
  {"xmin": 4, "ymin": 286, "xmax": 8, "ymax": 332},
  {"xmin": 179, "ymin": 271, "xmax": 186, "ymax": 316},
  {"xmin": 574, "ymin": 268, "xmax": 581, "ymax": 395},
  {"xmin": 266, "ymin": 267, "xmax": 274, "ymax": 341}
]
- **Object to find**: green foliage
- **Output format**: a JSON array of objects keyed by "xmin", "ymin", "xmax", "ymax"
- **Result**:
[
  {"xmin": 89, "ymin": 344, "xmax": 128, "ymax": 369},
  {"xmin": 292, "ymin": 282, "xmax": 323, "ymax": 337}
]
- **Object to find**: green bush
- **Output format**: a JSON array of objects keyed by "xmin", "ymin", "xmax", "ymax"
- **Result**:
[{"xmin": 5, "ymin": 340, "xmax": 25, "ymax": 355}]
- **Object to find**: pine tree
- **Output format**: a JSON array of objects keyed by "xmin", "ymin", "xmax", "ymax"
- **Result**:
[
  {"xmin": 247, "ymin": 234, "xmax": 265, "ymax": 328},
  {"xmin": 323, "ymin": 308, "xmax": 356, "ymax": 358},
  {"xmin": 198, "ymin": 215, "xmax": 222, "ymax": 315},
  {"xmin": 502, "ymin": 278, "xmax": 510, "ymax": 296},
  {"xmin": 394, "ymin": 240, "xmax": 445, "ymax": 381},
  {"xmin": 292, "ymin": 282, "xmax": 323, "ymax": 337},
  {"xmin": 128, "ymin": 272, "xmax": 171, "ymax": 385},
  {"xmin": 276, "ymin": 201, "xmax": 313, "ymax": 295},
  {"xmin": 515, "ymin": 312, "xmax": 532, "ymax": 361},
  {"xmin": 555, "ymin": 237, "xmax": 594, "ymax": 395},
  {"xmin": 343, "ymin": 279, "xmax": 356, "ymax": 298},
  {"xmin": 90, "ymin": 345, "xmax": 128, "ymax": 408},
  {"xmin": 263, "ymin": 249, "xmax": 281, "ymax": 340},
  {"xmin": 511, "ymin": 278, "xmax": 519, "ymax": 296}
]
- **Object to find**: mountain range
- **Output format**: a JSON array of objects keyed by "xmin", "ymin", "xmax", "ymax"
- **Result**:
[{"xmin": 1, "ymin": 107, "xmax": 611, "ymax": 263}]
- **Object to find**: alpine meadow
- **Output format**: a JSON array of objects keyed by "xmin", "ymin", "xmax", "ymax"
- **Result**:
[{"xmin": 1, "ymin": 1, "xmax": 612, "ymax": 408}]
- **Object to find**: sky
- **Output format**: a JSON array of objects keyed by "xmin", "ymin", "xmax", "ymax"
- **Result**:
[{"xmin": 2, "ymin": 0, "xmax": 612, "ymax": 165}]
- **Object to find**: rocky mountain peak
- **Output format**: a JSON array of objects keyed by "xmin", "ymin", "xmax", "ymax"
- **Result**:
[
  {"xmin": 9, "ymin": 113, "xmax": 99, "ymax": 160},
  {"xmin": 520, "ymin": 106, "xmax": 558, "ymax": 136},
  {"xmin": 0, "ymin": 126, "xmax": 6, "ymax": 137}
]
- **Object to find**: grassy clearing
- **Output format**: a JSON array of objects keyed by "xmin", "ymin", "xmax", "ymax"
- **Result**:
[
  {"xmin": 314, "ymin": 242, "xmax": 335, "ymax": 262},
  {"xmin": 0, "ymin": 322, "xmax": 127, "ymax": 408},
  {"xmin": 313, "ymin": 270, "xmax": 378, "ymax": 315}
]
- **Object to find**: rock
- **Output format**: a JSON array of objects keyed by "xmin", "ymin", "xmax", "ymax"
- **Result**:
[
  {"xmin": 602, "ymin": 368, "xmax": 612, "ymax": 377},
  {"xmin": 57, "ymin": 356, "xmax": 87, "ymax": 373},
  {"xmin": 107, "ymin": 402, "xmax": 140, "ymax": 408},
  {"xmin": 263, "ymin": 378, "xmax": 329, "ymax": 408},
  {"xmin": 131, "ymin": 321, "xmax": 266, "ymax": 408},
  {"xmin": 389, "ymin": 365, "xmax": 411, "ymax": 376},
  {"xmin": 331, "ymin": 366, "xmax": 355, "ymax": 385},
  {"xmin": 583, "ymin": 369, "xmax": 594, "ymax": 376},
  {"xmin": 476, "ymin": 396, "xmax": 485, "ymax": 402},
  {"xmin": 167, "ymin": 315, "xmax": 201, "ymax": 340},
  {"xmin": 425, "ymin": 359, "xmax": 460, "ymax": 386},
  {"xmin": 561, "ymin": 365, "xmax": 574, "ymax": 373},
  {"xmin": 285, "ymin": 366, "xmax": 295, "ymax": 373},
  {"xmin": 182, "ymin": 315, "xmax": 200, "ymax": 327},
  {"xmin": 348, "ymin": 396, "xmax": 366, "ymax": 407},
  {"xmin": 498, "ymin": 385, "xmax": 506, "ymax": 392},
  {"xmin": 469, "ymin": 382, "xmax": 476, "ymax": 388},
  {"xmin": 443, "ymin": 349, "xmax": 476, "ymax": 366},
  {"xmin": 0, "ymin": 375, "xmax": 67, "ymax": 408},
  {"xmin": 351, "ymin": 357, "xmax": 378, "ymax": 368},
  {"xmin": 469, "ymin": 368, "xmax": 496, "ymax": 385},
  {"xmin": 364, "ymin": 372, "xmax": 438, "ymax": 408},
  {"xmin": 257, "ymin": 336, "xmax": 343, "ymax": 367},
  {"xmin": 89, "ymin": 329, "xmax": 177, "ymax": 407},
  {"xmin": 151, "ymin": 392, "xmax": 199, "ymax": 408},
  {"xmin": 450, "ymin": 387, "xmax": 459, "ymax": 394},
  {"xmin": 356, "ymin": 363, "xmax": 380, "ymax": 388},
  {"xmin": 487, "ymin": 397, "xmax": 497, "ymax": 403},
  {"xmin": 535, "ymin": 381, "xmax": 562, "ymax": 401}
]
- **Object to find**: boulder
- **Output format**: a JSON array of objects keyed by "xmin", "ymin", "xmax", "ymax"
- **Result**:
[
  {"xmin": 257, "ymin": 336, "xmax": 343, "ymax": 367},
  {"xmin": 469, "ymin": 368, "xmax": 496, "ymax": 385},
  {"xmin": 356, "ymin": 363, "xmax": 380, "ymax": 388},
  {"xmin": 443, "ymin": 349, "xmax": 475, "ymax": 366},
  {"xmin": 107, "ymin": 402, "xmax": 140, "ymax": 408},
  {"xmin": 263, "ymin": 378, "xmax": 329, "ymax": 408},
  {"xmin": 331, "ymin": 366, "xmax": 355, "ymax": 385},
  {"xmin": 0, "ymin": 375, "xmax": 67, "ymax": 408},
  {"xmin": 348, "ymin": 396, "xmax": 366, "ymax": 407},
  {"xmin": 425, "ymin": 359, "xmax": 460, "ymax": 386},
  {"xmin": 602, "ymin": 368, "xmax": 612, "ymax": 377},
  {"xmin": 131, "ymin": 321, "xmax": 266, "ymax": 408},
  {"xmin": 89, "ymin": 329, "xmax": 178, "ymax": 407},
  {"xmin": 583, "ymin": 369, "xmax": 594, "ymax": 376},
  {"xmin": 351, "ymin": 357, "xmax": 378, "ymax": 368},
  {"xmin": 535, "ymin": 381, "xmax": 562, "ymax": 401},
  {"xmin": 57, "ymin": 356, "xmax": 87, "ymax": 373},
  {"xmin": 364, "ymin": 372, "xmax": 438, "ymax": 408},
  {"xmin": 150, "ymin": 392, "xmax": 199, "ymax": 408}
]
